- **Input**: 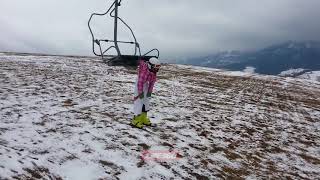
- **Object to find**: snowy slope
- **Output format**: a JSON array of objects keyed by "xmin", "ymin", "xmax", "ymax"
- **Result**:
[
  {"xmin": 279, "ymin": 69, "xmax": 320, "ymax": 82},
  {"xmin": 279, "ymin": 68, "xmax": 307, "ymax": 77},
  {"xmin": 298, "ymin": 71, "xmax": 320, "ymax": 82},
  {"xmin": 1, "ymin": 53, "xmax": 320, "ymax": 179}
]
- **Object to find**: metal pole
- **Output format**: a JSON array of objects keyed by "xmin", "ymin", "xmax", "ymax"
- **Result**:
[{"xmin": 114, "ymin": 0, "xmax": 121, "ymax": 56}]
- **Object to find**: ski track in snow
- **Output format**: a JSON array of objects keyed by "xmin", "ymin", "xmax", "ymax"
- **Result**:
[{"xmin": 0, "ymin": 54, "xmax": 320, "ymax": 179}]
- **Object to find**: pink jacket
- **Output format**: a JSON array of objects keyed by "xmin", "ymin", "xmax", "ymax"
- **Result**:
[{"xmin": 137, "ymin": 60, "xmax": 157, "ymax": 94}]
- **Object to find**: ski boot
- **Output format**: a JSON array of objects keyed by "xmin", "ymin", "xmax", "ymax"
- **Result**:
[
  {"xmin": 141, "ymin": 112, "xmax": 151, "ymax": 126},
  {"xmin": 131, "ymin": 115, "xmax": 144, "ymax": 128}
]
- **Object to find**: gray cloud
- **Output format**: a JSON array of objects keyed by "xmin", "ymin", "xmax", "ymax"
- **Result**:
[{"xmin": 1, "ymin": 0, "xmax": 320, "ymax": 61}]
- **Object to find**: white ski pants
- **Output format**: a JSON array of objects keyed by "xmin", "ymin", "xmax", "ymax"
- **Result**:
[{"xmin": 133, "ymin": 79, "xmax": 150, "ymax": 116}]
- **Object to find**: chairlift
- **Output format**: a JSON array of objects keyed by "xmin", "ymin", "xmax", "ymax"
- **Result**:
[{"xmin": 88, "ymin": 0, "xmax": 160, "ymax": 67}]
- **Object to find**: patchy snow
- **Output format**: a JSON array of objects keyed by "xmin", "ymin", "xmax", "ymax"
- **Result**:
[
  {"xmin": 219, "ymin": 70, "xmax": 255, "ymax": 77},
  {"xmin": 176, "ymin": 64, "xmax": 222, "ymax": 73},
  {"xmin": 243, "ymin": 66, "xmax": 256, "ymax": 74},
  {"xmin": 1, "ymin": 53, "xmax": 320, "ymax": 179},
  {"xmin": 279, "ymin": 68, "xmax": 306, "ymax": 77},
  {"xmin": 298, "ymin": 71, "xmax": 320, "ymax": 82}
]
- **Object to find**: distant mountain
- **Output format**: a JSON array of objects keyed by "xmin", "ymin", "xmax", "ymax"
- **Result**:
[
  {"xmin": 183, "ymin": 41, "xmax": 320, "ymax": 75},
  {"xmin": 184, "ymin": 51, "xmax": 244, "ymax": 68}
]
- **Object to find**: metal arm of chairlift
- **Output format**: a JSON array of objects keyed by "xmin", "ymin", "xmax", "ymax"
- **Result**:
[{"xmin": 88, "ymin": 0, "xmax": 160, "ymax": 66}]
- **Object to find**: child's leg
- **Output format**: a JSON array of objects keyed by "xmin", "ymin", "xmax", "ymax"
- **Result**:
[
  {"xmin": 133, "ymin": 79, "xmax": 143, "ymax": 116},
  {"xmin": 142, "ymin": 82, "xmax": 150, "ymax": 112},
  {"xmin": 140, "ymin": 83, "xmax": 151, "ymax": 125},
  {"xmin": 141, "ymin": 105, "xmax": 151, "ymax": 125},
  {"xmin": 132, "ymin": 79, "xmax": 144, "ymax": 128},
  {"xmin": 142, "ymin": 105, "xmax": 147, "ymax": 112},
  {"xmin": 133, "ymin": 100, "xmax": 143, "ymax": 116},
  {"xmin": 132, "ymin": 100, "xmax": 144, "ymax": 128},
  {"xmin": 143, "ymin": 97, "xmax": 150, "ymax": 112}
]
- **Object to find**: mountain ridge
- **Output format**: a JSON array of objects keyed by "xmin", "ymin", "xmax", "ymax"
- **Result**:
[{"xmin": 183, "ymin": 41, "xmax": 320, "ymax": 75}]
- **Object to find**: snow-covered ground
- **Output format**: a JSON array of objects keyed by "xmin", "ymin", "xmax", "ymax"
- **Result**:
[
  {"xmin": 279, "ymin": 68, "xmax": 320, "ymax": 82},
  {"xmin": 298, "ymin": 71, "xmax": 320, "ymax": 82},
  {"xmin": 243, "ymin": 66, "xmax": 256, "ymax": 74},
  {"xmin": 1, "ymin": 53, "xmax": 320, "ymax": 179},
  {"xmin": 279, "ymin": 68, "xmax": 306, "ymax": 77}
]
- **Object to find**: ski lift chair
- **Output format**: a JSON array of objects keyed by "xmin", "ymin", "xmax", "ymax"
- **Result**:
[{"xmin": 88, "ymin": 0, "xmax": 160, "ymax": 67}]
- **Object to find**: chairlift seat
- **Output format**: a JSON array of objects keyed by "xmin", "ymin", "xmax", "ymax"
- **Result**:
[
  {"xmin": 88, "ymin": 0, "xmax": 160, "ymax": 67},
  {"xmin": 105, "ymin": 55, "xmax": 156, "ymax": 67}
]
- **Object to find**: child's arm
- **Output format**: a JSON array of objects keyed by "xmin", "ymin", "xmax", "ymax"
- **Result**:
[
  {"xmin": 147, "ymin": 77, "xmax": 157, "ymax": 96},
  {"xmin": 137, "ymin": 60, "xmax": 148, "ymax": 95}
]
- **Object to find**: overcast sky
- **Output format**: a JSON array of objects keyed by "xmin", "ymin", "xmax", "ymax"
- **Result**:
[{"xmin": 1, "ymin": 0, "xmax": 320, "ymax": 60}]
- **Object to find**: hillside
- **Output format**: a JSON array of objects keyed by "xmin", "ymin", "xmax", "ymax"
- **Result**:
[{"xmin": 1, "ymin": 53, "xmax": 320, "ymax": 179}]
